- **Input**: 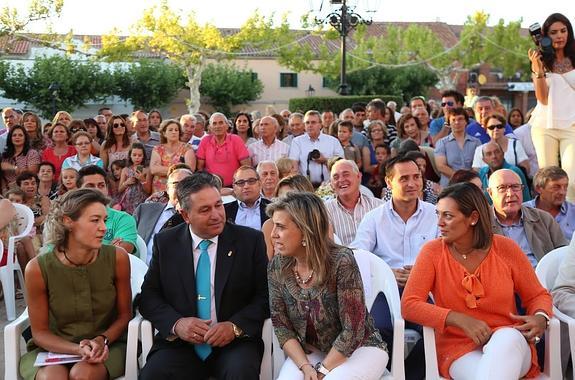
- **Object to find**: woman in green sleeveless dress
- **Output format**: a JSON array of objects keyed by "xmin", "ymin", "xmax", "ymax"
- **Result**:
[{"xmin": 21, "ymin": 188, "xmax": 132, "ymax": 380}]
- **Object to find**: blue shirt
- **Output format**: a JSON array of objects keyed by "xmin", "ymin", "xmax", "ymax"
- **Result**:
[
  {"xmin": 466, "ymin": 121, "xmax": 515, "ymax": 144},
  {"xmin": 235, "ymin": 197, "xmax": 262, "ymax": 230},
  {"xmin": 523, "ymin": 196, "xmax": 575, "ymax": 241},
  {"xmin": 429, "ymin": 116, "xmax": 445, "ymax": 136},
  {"xmin": 351, "ymin": 131, "xmax": 370, "ymax": 150},
  {"xmin": 62, "ymin": 154, "xmax": 104, "ymax": 171},
  {"xmin": 478, "ymin": 161, "xmax": 532, "ymax": 203},
  {"xmin": 495, "ymin": 214, "xmax": 538, "ymax": 267},
  {"xmin": 434, "ymin": 133, "xmax": 481, "ymax": 187}
]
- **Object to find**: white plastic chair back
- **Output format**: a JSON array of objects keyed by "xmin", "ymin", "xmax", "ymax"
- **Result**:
[
  {"xmin": 536, "ymin": 246, "xmax": 568, "ymax": 290},
  {"xmin": 135, "ymin": 235, "xmax": 149, "ymax": 264},
  {"xmin": 128, "ymin": 254, "xmax": 148, "ymax": 299}
]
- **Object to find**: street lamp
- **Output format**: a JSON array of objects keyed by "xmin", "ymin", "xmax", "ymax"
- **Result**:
[
  {"xmin": 306, "ymin": 85, "xmax": 316, "ymax": 97},
  {"xmin": 315, "ymin": 0, "xmax": 372, "ymax": 95},
  {"xmin": 48, "ymin": 82, "xmax": 60, "ymax": 116}
]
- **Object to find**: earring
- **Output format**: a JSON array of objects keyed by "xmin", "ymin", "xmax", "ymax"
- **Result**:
[
  {"xmin": 301, "ymin": 240, "xmax": 307, "ymax": 247},
  {"xmin": 471, "ymin": 222, "xmax": 476, "ymax": 226}
]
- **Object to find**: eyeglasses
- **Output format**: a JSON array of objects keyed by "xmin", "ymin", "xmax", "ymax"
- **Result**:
[
  {"xmin": 487, "ymin": 124, "xmax": 505, "ymax": 131},
  {"xmin": 233, "ymin": 178, "xmax": 259, "ymax": 187},
  {"xmin": 75, "ymin": 141, "xmax": 91, "ymax": 146},
  {"xmin": 441, "ymin": 101, "xmax": 454, "ymax": 107},
  {"xmin": 113, "ymin": 123, "xmax": 125, "ymax": 128},
  {"xmin": 496, "ymin": 184, "xmax": 524, "ymax": 193}
]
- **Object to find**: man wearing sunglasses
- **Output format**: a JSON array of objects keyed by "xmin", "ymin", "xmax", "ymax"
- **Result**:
[{"xmin": 429, "ymin": 90, "xmax": 465, "ymax": 144}]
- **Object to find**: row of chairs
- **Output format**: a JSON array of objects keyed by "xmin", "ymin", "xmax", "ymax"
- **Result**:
[{"xmin": 2, "ymin": 236, "xmax": 572, "ymax": 379}]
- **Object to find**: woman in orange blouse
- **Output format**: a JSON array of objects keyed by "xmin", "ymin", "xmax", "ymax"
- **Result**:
[{"xmin": 402, "ymin": 183, "xmax": 552, "ymax": 379}]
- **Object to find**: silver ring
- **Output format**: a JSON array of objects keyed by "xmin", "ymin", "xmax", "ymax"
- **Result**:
[{"xmin": 534, "ymin": 336, "xmax": 541, "ymax": 344}]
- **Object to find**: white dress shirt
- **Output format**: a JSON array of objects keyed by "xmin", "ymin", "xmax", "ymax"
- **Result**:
[
  {"xmin": 288, "ymin": 132, "xmax": 344, "ymax": 184},
  {"xmin": 351, "ymin": 199, "xmax": 439, "ymax": 268},
  {"xmin": 146, "ymin": 204, "xmax": 177, "ymax": 264},
  {"xmin": 189, "ymin": 227, "xmax": 219, "ymax": 324},
  {"xmin": 248, "ymin": 138, "xmax": 289, "ymax": 165}
]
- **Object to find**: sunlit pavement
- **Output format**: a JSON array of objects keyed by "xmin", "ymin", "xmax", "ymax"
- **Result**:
[{"xmin": 0, "ymin": 298, "xmax": 27, "ymax": 376}]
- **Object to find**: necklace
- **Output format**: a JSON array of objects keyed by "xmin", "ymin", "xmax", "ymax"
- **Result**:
[
  {"xmin": 294, "ymin": 265, "xmax": 314, "ymax": 285},
  {"xmin": 63, "ymin": 249, "xmax": 96, "ymax": 267},
  {"xmin": 450, "ymin": 244, "xmax": 474, "ymax": 260},
  {"xmin": 553, "ymin": 57, "xmax": 573, "ymax": 74}
]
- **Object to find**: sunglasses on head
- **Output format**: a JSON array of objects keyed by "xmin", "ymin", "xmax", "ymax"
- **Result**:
[
  {"xmin": 487, "ymin": 124, "xmax": 505, "ymax": 131},
  {"xmin": 441, "ymin": 101, "xmax": 454, "ymax": 107}
]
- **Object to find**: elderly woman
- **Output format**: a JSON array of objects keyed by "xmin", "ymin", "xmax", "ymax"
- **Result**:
[
  {"xmin": 390, "ymin": 113, "xmax": 433, "ymax": 157},
  {"xmin": 268, "ymin": 192, "xmax": 388, "ymax": 379},
  {"xmin": 402, "ymin": 183, "xmax": 553, "ymax": 379},
  {"xmin": 150, "ymin": 119, "xmax": 196, "ymax": 193},
  {"xmin": 472, "ymin": 114, "xmax": 530, "ymax": 173},
  {"xmin": 20, "ymin": 189, "xmax": 131, "ymax": 380}
]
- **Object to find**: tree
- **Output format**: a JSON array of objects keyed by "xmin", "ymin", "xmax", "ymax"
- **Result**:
[
  {"xmin": 99, "ymin": 1, "xmax": 290, "ymax": 113},
  {"xmin": 345, "ymin": 66, "xmax": 438, "ymax": 101},
  {"xmin": 113, "ymin": 59, "xmax": 186, "ymax": 111},
  {"xmin": 0, "ymin": 55, "xmax": 114, "ymax": 118},
  {"xmin": 0, "ymin": 0, "xmax": 63, "ymax": 36},
  {"xmin": 199, "ymin": 63, "xmax": 263, "ymax": 115}
]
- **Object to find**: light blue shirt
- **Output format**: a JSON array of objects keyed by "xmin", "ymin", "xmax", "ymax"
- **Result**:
[
  {"xmin": 146, "ymin": 204, "xmax": 177, "ymax": 264},
  {"xmin": 235, "ymin": 197, "xmax": 262, "ymax": 231},
  {"xmin": 434, "ymin": 133, "xmax": 481, "ymax": 187},
  {"xmin": 351, "ymin": 199, "xmax": 439, "ymax": 268},
  {"xmin": 524, "ymin": 196, "xmax": 575, "ymax": 241},
  {"xmin": 495, "ymin": 214, "xmax": 538, "ymax": 267},
  {"xmin": 62, "ymin": 154, "xmax": 104, "ymax": 170}
]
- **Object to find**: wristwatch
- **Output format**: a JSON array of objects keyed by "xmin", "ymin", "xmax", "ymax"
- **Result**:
[
  {"xmin": 231, "ymin": 322, "xmax": 243, "ymax": 338},
  {"xmin": 314, "ymin": 362, "xmax": 330, "ymax": 375},
  {"xmin": 95, "ymin": 334, "xmax": 110, "ymax": 347}
]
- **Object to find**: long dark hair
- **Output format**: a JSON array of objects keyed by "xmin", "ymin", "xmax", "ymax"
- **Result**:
[
  {"xmin": 2, "ymin": 125, "xmax": 31, "ymax": 159},
  {"xmin": 232, "ymin": 112, "xmax": 253, "ymax": 137},
  {"xmin": 103, "ymin": 115, "xmax": 130, "ymax": 150},
  {"xmin": 542, "ymin": 13, "xmax": 575, "ymax": 71}
]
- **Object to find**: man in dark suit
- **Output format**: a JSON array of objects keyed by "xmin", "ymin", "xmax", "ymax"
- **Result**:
[
  {"xmin": 224, "ymin": 166, "xmax": 271, "ymax": 230},
  {"xmin": 133, "ymin": 168, "xmax": 193, "ymax": 264},
  {"xmin": 139, "ymin": 172, "xmax": 269, "ymax": 380}
]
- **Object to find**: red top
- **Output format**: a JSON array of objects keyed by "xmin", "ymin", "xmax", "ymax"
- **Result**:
[
  {"xmin": 196, "ymin": 134, "xmax": 250, "ymax": 186},
  {"xmin": 402, "ymin": 235, "xmax": 552, "ymax": 379},
  {"xmin": 41, "ymin": 145, "xmax": 77, "ymax": 179}
]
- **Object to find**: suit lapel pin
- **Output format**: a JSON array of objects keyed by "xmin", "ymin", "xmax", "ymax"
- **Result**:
[{"xmin": 227, "ymin": 250, "xmax": 233, "ymax": 257}]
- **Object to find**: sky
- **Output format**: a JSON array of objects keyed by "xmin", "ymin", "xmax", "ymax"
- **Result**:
[{"xmin": 11, "ymin": 0, "xmax": 575, "ymax": 35}]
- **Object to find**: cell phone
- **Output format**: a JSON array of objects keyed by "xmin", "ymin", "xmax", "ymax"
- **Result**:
[{"xmin": 136, "ymin": 165, "xmax": 144, "ymax": 173}]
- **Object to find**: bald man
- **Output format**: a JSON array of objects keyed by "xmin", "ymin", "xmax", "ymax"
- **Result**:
[
  {"xmin": 488, "ymin": 169, "xmax": 566, "ymax": 267},
  {"xmin": 248, "ymin": 116, "xmax": 289, "ymax": 166}
]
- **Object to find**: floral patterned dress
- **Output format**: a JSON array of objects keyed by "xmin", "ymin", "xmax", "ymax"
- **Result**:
[
  {"xmin": 118, "ymin": 166, "xmax": 148, "ymax": 214},
  {"xmin": 151, "ymin": 143, "xmax": 191, "ymax": 193}
]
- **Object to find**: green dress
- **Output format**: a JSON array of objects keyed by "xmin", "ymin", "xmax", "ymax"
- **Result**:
[{"xmin": 19, "ymin": 245, "xmax": 127, "ymax": 380}]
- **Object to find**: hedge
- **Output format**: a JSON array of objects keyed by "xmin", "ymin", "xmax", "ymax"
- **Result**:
[{"xmin": 288, "ymin": 95, "xmax": 404, "ymax": 114}]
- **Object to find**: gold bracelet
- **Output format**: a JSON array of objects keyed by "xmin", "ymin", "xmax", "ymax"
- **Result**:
[
  {"xmin": 298, "ymin": 362, "xmax": 313, "ymax": 370},
  {"xmin": 532, "ymin": 72, "xmax": 546, "ymax": 79}
]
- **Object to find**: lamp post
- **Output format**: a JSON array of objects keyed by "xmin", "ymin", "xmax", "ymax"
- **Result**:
[
  {"xmin": 306, "ymin": 85, "xmax": 316, "ymax": 97},
  {"xmin": 315, "ymin": 0, "xmax": 372, "ymax": 95},
  {"xmin": 48, "ymin": 82, "xmax": 60, "ymax": 116}
]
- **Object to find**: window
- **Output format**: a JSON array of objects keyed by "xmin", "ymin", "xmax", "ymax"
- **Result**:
[
  {"xmin": 322, "ymin": 76, "xmax": 337, "ymax": 88},
  {"xmin": 280, "ymin": 73, "xmax": 298, "ymax": 88},
  {"xmin": 251, "ymin": 72, "xmax": 258, "ymax": 82}
]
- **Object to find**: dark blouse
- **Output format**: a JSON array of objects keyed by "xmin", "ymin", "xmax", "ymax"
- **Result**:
[{"xmin": 268, "ymin": 246, "xmax": 386, "ymax": 357}]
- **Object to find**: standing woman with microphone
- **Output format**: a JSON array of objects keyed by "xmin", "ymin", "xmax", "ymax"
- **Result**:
[{"xmin": 529, "ymin": 13, "xmax": 575, "ymax": 201}]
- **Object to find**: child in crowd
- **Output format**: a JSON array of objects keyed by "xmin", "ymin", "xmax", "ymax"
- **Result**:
[
  {"xmin": 367, "ymin": 144, "xmax": 390, "ymax": 198},
  {"xmin": 58, "ymin": 168, "xmax": 78, "ymax": 196},
  {"xmin": 275, "ymin": 157, "xmax": 300, "ymax": 179},
  {"xmin": 337, "ymin": 120, "xmax": 362, "ymax": 169},
  {"xmin": 5, "ymin": 188, "xmax": 38, "ymax": 277},
  {"xmin": 118, "ymin": 143, "xmax": 151, "ymax": 214},
  {"xmin": 109, "ymin": 159, "xmax": 127, "ymax": 208}
]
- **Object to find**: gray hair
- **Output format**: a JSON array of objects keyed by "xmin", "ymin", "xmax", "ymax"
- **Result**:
[
  {"xmin": 43, "ymin": 189, "xmax": 110, "ymax": 252},
  {"xmin": 179, "ymin": 114, "xmax": 196, "ymax": 123},
  {"xmin": 533, "ymin": 166, "xmax": 568, "ymax": 189},
  {"xmin": 256, "ymin": 160, "xmax": 278, "ymax": 174},
  {"xmin": 194, "ymin": 113, "xmax": 206, "ymax": 126},
  {"xmin": 176, "ymin": 172, "xmax": 222, "ymax": 212},
  {"xmin": 209, "ymin": 112, "xmax": 227, "ymax": 125},
  {"xmin": 473, "ymin": 96, "xmax": 494, "ymax": 109},
  {"xmin": 288, "ymin": 112, "xmax": 304, "ymax": 123},
  {"xmin": 481, "ymin": 141, "xmax": 503, "ymax": 157},
  {"xmin": 331, "ymin": 159, "xmax": 360, "ymax": 175}
]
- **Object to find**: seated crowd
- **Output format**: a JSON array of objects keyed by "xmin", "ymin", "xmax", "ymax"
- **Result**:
[{"xmin": 1, "ymin": 91, "xmax": 574, "ymax": 380}]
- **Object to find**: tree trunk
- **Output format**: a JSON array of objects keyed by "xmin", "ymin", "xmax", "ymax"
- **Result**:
[{"xmin": 185, "ymin": 58, "xmax": 205, "ymax": 113}]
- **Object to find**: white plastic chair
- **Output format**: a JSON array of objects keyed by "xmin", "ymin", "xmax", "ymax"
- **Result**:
[
  {"xmin": 270, "ymin": 249, "xmax": 403, "ymax": 380},
  {"xmin": 139, "ymin": 317, "xmax": 273, "ymax": 379},
  {"xmin": 0, "ymin": 203, "xmax": 34, "ymax": 321},
  {"xmin": 135, "ymin": 235, "xmax": 148, "ymax": 264},
  {"xmin": 3, "ymin": 253, "xmax": 149, "ymax": 380},
  {"xmin": 536, "ymin": 245, "xmax": 575, "ymax": 379}
]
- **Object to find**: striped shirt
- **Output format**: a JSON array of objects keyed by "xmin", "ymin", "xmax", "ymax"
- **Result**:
[{"xmin": 324, "ymin": 193, "xmax": 383, "ymax": 246}]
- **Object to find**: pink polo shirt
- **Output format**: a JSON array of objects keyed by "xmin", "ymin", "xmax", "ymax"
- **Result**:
[{"xmin": 196, "ymin": 134, "xmax": 250, "ymax": 186}]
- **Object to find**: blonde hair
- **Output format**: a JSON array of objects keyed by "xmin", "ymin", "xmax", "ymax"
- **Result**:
[
  {"xmin": 44, "ymin": 189, "xmax": 109, "ymax": 252},
  {"xmin": 266, "ymin": 192, "xmax": 335, "ymax": 285}
]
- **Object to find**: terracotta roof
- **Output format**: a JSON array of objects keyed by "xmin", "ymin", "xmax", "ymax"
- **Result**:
[{"xmin": 0, "ymin": 36, "xmax": 30, "ymax": 55}]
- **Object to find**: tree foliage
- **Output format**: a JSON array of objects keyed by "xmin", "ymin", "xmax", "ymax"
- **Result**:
[
  {"xmin": 199, "ymin": 63, "xmax": 263, "ymax": 115},
  {"xmin": 0, "ymin": 0, "xmax": 63, "ymax": 36},
  {"xmin": 0, "ymin": 55, "xmax": 114, "ymax": 118},
  {"xmin": 112, "ymin": 59, "xmax": 186, "ymax": 111},
  {"xmin": 98, "ymin": 0, "xmax": 291, "ymax": 112}
]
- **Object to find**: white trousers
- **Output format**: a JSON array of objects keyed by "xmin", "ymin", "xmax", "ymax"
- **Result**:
[
  {"xmin": 449, "ymin": 327, "xmax": 532, "ymax": 380},
  {"xmin": 277, "ymin": 346, "xmax": 388, "ymax": 380}
]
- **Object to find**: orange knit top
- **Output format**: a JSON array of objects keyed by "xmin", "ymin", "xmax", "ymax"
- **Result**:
[{"xmin": 401, "ymin": 235, "xmax": 552, "ymax": 379}]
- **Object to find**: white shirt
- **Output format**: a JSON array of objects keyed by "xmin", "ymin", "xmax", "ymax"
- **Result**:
[
  {"xmin": 514, "ymin": 123, "xmax": 539, "ymax": 177},
  {"xmin": 146, "ymin": 204, "xmax": 177, "ymax": 264},
  {"xmin": 189, "ymin": 227, "xmax": 219, "ymax": 324},
  {"xmin": 189, "ymin": 133, "xmax": 207, "ymax": 151},
  {"xmin": 471, "ymin": 137, "xmax": 529, "ymax": 169},
  {"xmin": 351, "ymin": 199, "xmax": 439, "ymax": 268},
  {"xmin": 288, "ymin": 132, "xmax": 344, "ymax": 184},
  {"xmin": 248, "ymin": 138, "xmax": 289, "ymax": 165}
]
